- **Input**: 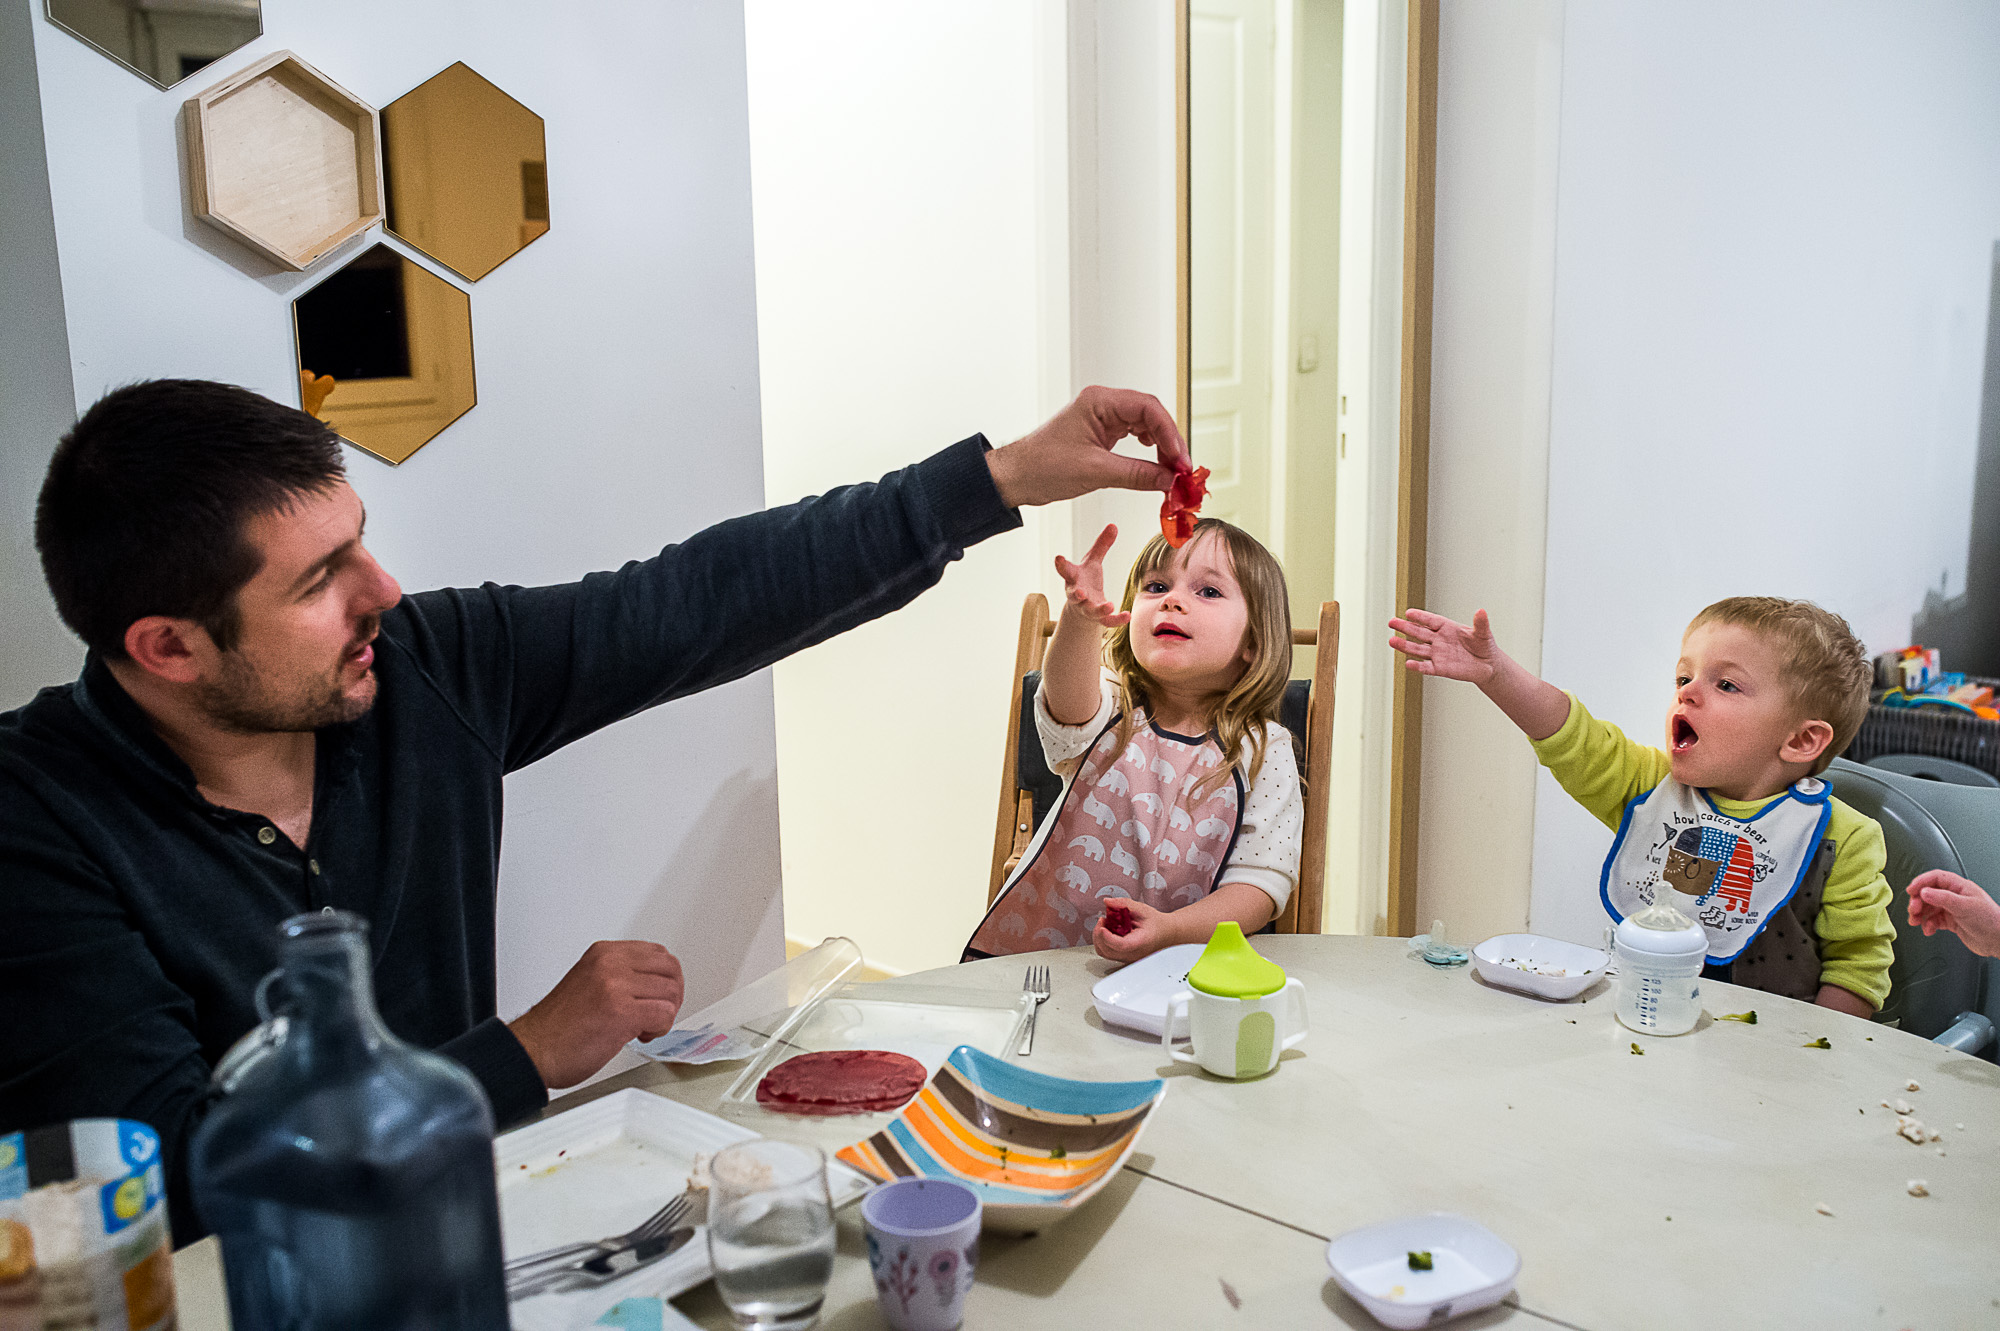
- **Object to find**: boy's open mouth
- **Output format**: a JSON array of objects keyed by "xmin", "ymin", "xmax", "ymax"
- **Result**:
[
  {"xmin": 1672, "ymin": 714, "xmax": 1698, "ymax": 752},
  {"xmin": 1153, "ymin": 622, "xmax": 1190, "ymax": 641}
]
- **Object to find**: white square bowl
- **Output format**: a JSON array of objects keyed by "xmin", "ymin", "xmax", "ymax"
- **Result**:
[
  {"xmin": 1324, "ymin": 1212, "xmax": 1520, "ymax": 1329},
  {"xmin": 1470, "ymin": 933, "xmax": 1608, "ymax": 1001}
]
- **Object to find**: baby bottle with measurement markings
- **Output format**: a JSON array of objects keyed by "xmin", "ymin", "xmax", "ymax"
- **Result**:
[
  {"xmin": 190, "ymin": 911, "xmax": 507, "ymax": 1329},
  {"xmin": 1613, "ymin": 899, "xmax": 1708, "ymax": 1036}
]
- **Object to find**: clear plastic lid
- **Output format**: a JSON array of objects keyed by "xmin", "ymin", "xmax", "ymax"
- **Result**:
[{"xmin": 1616, "ymin": 899, "xmax": 1709, "ymax": 954}]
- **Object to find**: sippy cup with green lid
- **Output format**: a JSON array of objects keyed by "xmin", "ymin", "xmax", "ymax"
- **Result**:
[{"xmin": 1160, "ymin": 923, "xmax": 1310, "ymax": 1078}]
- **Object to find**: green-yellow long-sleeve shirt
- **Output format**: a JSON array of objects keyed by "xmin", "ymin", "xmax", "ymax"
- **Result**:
[{"xmin": 1530, "ymin": 694, "xmax": 1895, "ymax": 1009}]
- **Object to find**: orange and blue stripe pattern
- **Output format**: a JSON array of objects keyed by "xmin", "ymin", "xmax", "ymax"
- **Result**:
[{"xmin": 837, "ymin": 1046, "xmax": 1165, "ymax": 1213}]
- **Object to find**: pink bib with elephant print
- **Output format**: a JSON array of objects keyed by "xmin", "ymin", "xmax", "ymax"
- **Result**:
[{"xmin": 967, "ymin": 719, "xmax": 1243, "ymax": 955}]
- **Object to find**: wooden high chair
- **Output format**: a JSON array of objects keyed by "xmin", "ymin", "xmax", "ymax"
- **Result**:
[{"xmin": 987, "ymin": 595, "xmax": 1340, "ymax": 934}]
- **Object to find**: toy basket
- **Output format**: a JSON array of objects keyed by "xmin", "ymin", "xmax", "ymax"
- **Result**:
[{"xmin": 1843, "ymin": 675, "xmax": 2000, "ymax": 780}]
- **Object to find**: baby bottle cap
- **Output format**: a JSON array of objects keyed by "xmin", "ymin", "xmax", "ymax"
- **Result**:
[
  {"xmin": 1616, "ymin": 898, "xmax": 1709, "ymax": 956},
  {"xmin": 1187, "ymin": 922, "xmax": 1287, "ymax": 998},
  {"xmin": 1628, "ymin": 899, "xmax": 1694, "ymax": 932}
]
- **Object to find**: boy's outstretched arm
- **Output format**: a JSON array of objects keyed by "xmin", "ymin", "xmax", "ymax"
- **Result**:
[
  {"xmin": 1388, "ymin": 608, "xmax": 1571, "ymax": 740},
  {"xmin": 1043, "ymin": 523, "xmax": 1129, "ymax": 725}
]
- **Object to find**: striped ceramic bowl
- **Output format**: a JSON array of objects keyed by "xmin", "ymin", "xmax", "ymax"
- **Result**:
[{"xmin": 835, "ymin": 1045, "xmax": 1167, "ymax": 1232}]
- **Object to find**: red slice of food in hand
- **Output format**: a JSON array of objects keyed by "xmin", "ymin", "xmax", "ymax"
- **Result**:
[
  {"xmin": 1103, "ymin": 902, "xmax": 1138, "ymax": 937},
  {"xmin": 755, "ymin": 1049, "xmax": 928, "ymax": 1116},
  {"xmin": 1160, "ymin": 466, "xmax": 1210, "ymax": 548}
]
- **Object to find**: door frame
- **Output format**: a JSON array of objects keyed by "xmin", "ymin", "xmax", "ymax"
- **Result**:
[{"xmin": 1175, "ymin": 0, "xmax": 1434, "ymax": 935}]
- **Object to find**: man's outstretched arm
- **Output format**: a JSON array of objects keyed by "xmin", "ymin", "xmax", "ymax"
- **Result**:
[{"xmin": 392, "ymin": 388, "xmax": 1187, "ymax": 772}]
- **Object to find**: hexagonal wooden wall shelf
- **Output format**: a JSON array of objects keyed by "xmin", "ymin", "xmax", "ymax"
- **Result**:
[
  {"xmin": 292, "ymin": 243, "xmax": 476, "ymax": 466},
  {"xmin": 183, "ymin": 50, "xmax": 384, "ymax": 271},
  {"xmin": 381, "ymin": 62, "xmax": 549, "ymax": 281}
]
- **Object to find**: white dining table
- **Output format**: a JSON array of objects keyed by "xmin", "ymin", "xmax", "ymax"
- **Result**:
[{"xmin": 174, "ymin": 935, "xmax": 2000, "ymax": 1329}]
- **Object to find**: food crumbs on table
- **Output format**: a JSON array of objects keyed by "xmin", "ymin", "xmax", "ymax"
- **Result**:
[
  {"xmin": 1630, "ymin": 1042, "xmax": 1645, "ymax": 1055},
  {"xmin": 1407, "ymin": 1251, "xmax": 1433, "ymax": 1271},
  {"xmin": 1906, "ymin": 1180, "xmax": 1929, "ymax": 1198},
  {"xmin": 1936, "ymin": 1148, "xmax": 1946, "ymax": 1157},
  {"xmin": 1958, "ymin": 1123, "xmax": 1967, "ymax": 1131},
  {"xmin": 1893, "ymin": 1098, "xmax": 1913, "ymax": 1115},
  {"xmin": 1219, "ymin": 1278, "xmax": 1241, "ymax": 1310},
  {"xmin": 1718, "ymin": 1010, "xmax": 1757, "ymax": 1023},
  {"xmin": 1389, "ymin": 1285, "xmax": 1406, "ymax": 1300},
  {"xmin": 1906, "ymin": 1079, "xmax": 1921, "ymax": 1092},
  {"xmin": 1815, "ymin": 1203, "xmax": 1834, "ymax": 1216},
  {"xmin": 1803, "ymin": 1037, "xmax": 1831, "ymax": 1049},
  {"xmin": 1896, "ymin": 1119, "xmax": 1928, "ymax": 1145}
]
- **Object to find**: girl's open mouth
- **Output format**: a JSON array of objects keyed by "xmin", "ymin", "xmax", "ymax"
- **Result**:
[
  {"xmin": 1672, "ymin": 715, "xmax": 1698, "ymax": 751},
  {"xmin": 1153, "ymin": 623, "xmax": 1189, "ymax": 640}
]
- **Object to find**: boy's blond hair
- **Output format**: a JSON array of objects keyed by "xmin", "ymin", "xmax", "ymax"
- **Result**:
[
  {"xmin": 1685, "ymin": 597, "xmax": 1871, "ymax": 775},
  {"xmin": 1104, "ymin": 519, "xmax": 1292, "ymax": 803}
]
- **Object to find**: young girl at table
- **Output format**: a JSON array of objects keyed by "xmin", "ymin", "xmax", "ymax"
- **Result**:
[{"xmin": 964, "ymin": 518, "xmax": 1303, "ymax": 963}]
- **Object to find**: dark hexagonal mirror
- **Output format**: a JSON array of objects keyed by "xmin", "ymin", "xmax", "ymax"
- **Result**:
[
  {"xmin": 381, "ymin": 62, "xmax": 549, "ymax": 282},
  {"xmin": 46, "ymin": 0, "xmax": 262, "ymax": 89},
  {"xmin": 293, "ymin": 243, "xmax": 476, "ymax": 466}
]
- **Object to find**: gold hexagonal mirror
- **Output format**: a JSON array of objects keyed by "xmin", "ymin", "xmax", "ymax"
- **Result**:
[
  {"xmin": 45, "ymin": 0, "xmax": 262, "ymax": 89},
  {"xmin": 292, "ymin": 244, "xmax": 476, "ymax": 466},
  {"xmin": 381, "ymin": 63, "xmax": 549, "ymax": 282}
]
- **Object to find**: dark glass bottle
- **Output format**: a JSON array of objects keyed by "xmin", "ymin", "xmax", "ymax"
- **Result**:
[{"xmin": 190, "ymin": 911, "xmax": 507, "ymax": 1330}]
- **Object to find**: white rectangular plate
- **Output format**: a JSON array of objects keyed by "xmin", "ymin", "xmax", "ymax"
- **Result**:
[
  {"xmin": 1470, "ymin": 933, "xmax": 1609, "ymax": 1002},
  {"xmin": 498, "ymin": 1088, "xmax": 868, "ymax": 1331},
  {"xmin": 1089, "ymin": 942, "xmax": 1207, "ymax": 1039}
]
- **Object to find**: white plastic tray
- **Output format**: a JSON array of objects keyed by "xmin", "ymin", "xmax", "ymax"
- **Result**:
[
  {"xmin": 1325, "ymin": 1212, "xmax": 1520, "ymax": 1329},
  {"xmin": 1470, "ymin": 933, "xmax": 1609, "ymax": 1002},
  {"xmin": 1089, "ymin": 942, "xmax": 1208, "ymax": 1039},
  {"xmin": 498, "ymin": 1088, "xmax": 868, "ymax": 1331}
]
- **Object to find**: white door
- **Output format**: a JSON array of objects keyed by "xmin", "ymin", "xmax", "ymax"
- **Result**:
[{"xmin": 1190, "ymin": 0, "xmax": 1276, "ymax": 537}]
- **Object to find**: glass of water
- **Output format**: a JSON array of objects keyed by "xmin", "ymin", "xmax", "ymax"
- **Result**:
[{"xmin": 707, "ymin": 1140, "xmax": 836, "ymax": 1331}]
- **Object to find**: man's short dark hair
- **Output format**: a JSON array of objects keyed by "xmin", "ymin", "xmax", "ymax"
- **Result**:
[{"xmin": 36, "ymin": 380, "xmax": 347, "ymax": 658}]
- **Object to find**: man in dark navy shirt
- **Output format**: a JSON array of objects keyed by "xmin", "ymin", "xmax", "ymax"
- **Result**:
[{"xmin": 0, "ymin": 379, "xmax": 1185, "ymax": 1241}]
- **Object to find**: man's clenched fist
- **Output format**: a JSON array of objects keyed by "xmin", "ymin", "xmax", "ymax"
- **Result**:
[{"xmin": 508, "ymin": 940, "xmax": 685, "ymax": 1089}]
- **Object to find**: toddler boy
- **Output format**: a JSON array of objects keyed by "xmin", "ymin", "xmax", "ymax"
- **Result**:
[{"xmin": 1390, "ymin": 597, "xmax": 1894, "ymax": 1015}]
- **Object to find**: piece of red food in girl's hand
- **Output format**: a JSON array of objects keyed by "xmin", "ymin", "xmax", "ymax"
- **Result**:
[
  {"xmin": 1160, "ymin": 466, "xmax": 1210, "ymax": 548},
  {"xmin": 1103, "ymin": 902, "xmax": 1138, "ymax": 937}
]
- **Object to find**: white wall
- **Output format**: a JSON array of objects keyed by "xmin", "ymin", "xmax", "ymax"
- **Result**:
[
  {"xmin": 1423, "ymin": 0, "xmax": 2000, "ymax": 947},
  {"xmin": 12, "ymin": 0, "xmax": 787, "ymax": 1037},
  {"xmin": 1416, "ymin": 0, "xmax": 1562, "ymax": 943},
  {"xmin": 0, "ymin": 0, "xmax": 82, "ymax": 702},
  {"xmin": 746, "ymin": 1, "xmax": 1071, "ymax": 976}
]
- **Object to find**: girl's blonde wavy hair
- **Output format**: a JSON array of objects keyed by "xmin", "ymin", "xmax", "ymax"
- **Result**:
[{"xmin": 1102, "ymin": 518, "xmax": 1292, "ymax": 803}]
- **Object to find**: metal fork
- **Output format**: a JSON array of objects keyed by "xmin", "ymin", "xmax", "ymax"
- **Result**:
[
  {"xmin": 1019, "ymin": 964, "xmax": 1051, "ymax": 1055},
  {"xmin": 504, "ymin": 1191, "xmax": 691, "ymax": 1291},
  {"xmin": 508, "ymin": 1224, "xmax": 696, "ymax": 1300}
]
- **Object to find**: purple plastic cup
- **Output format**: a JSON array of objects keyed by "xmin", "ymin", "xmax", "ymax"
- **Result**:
[{"xmin": 860, "ymin": 1179, "xmax": 981, "ymax": 1331}]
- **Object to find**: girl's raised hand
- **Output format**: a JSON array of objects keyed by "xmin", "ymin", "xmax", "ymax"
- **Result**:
[
  {"xmin": 1054, "ymin": 523, "xmax": 1130, "ymax": 628},
  {"xmin": 1388, "ymin": 607, "xmax": 1501, "ymax": 685}
]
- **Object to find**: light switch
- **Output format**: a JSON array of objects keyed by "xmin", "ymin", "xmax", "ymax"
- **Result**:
[{"xmin": 1297, "ymin": 334, "xmax": 1320, "ymax": 373}]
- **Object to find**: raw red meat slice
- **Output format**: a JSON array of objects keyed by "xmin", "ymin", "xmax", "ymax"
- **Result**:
[
  {"xmin": 1102, "ymin": 902, "xmax": 1138, "ymax": 937},
  {"xmin": 755, "ymin": 1049, "xmax": 928, "ymax": 1116},
  {"xmin": 1160, "ymin": 466, "xmax": 1211, "ymax": 548}
]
